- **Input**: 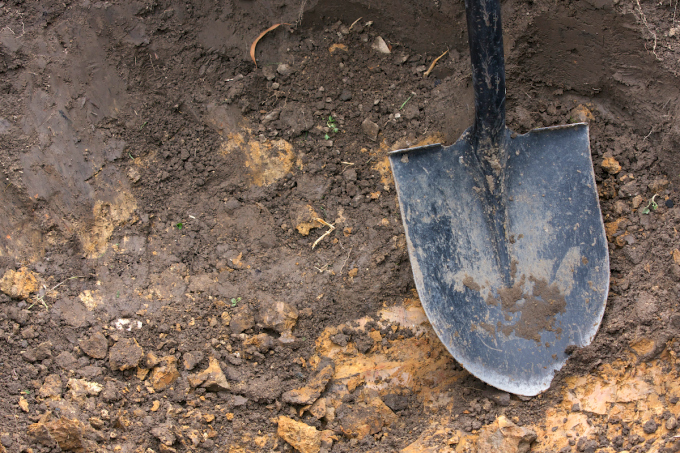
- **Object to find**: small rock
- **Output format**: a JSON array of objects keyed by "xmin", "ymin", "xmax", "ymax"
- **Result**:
[
  {"xmin": 258, "ymin": 301, "xmax": 298, "ymax": 333},
  {"xmin": 145, "ymin": 352, "xmax": 161, "ymax": 368},
  {"xmin": 337, "ymin": 390, "xmax": 398, "ymax": 438},
  {"xmin": 149, "ymin": 356, "xmax": 181, "ymax": 391},
  {"xmin": 282, "ymin": 363, "xmax": 334, "ymax": 406},
  {"xmin": 78, "ymin": 365, "xmax": 103, "ymax": 379},
  {"xmin": 571, "ymin": 402, "xmax": 581, "ymax": 412},
  {"xmin": 309, "ymin": 397, "xmax": 327, "ymax": 419},
  {"xmin": 229, "ymin": 307, "xmax": 255, "ymax": 334},
  {"xmin": 262, "ymin": 65, "xmax": 277, "ymax": 80},
  {"xmin": 277, "ymin": 63, "xmax": 295, "ymax": 77},
  {"xmin": 361, "ymin": 118, "xmax": 380, "ymax": 141},
  {"xmin": 127, "ymin": 167, "xmax": 141, "ymax": 183},
  {"xmin": 80, "ymin": 332, "xmax": 109, "ymax": 359},
  {"xmin": 67, "ymin": 378, "xmax": 103, "ymax": 398},
  {"xmin": 601, "ymin": 155, "xmax": 621, "ymax": 174},
  {"xmin": 476, "ymin": 415, "xmax": 536, "ymax": 453},
  {"xmin": 108, "ymin": 338, "xmax": 144, "ymax": 371},
  {"xmin": 277, "ymin": 416, "xmax": 335, "ymax": 453},
  {"xmin": 371, "ymin": 36, "xmax": 391, "ymax": 54},
  {"xmin": 20, "ymin": 326, "xmax": 37, "ymax": 339},
  {"xmin": 1, "ymin": 434, "xmax": 12, "ymax": 448},
  {"xmin": 343, "ymin": 169, "xmax": 358, "ymax": 183},
  {"xmin": 233, "ymin": 395, "xmax": 248, "ymax": 406},
  {"xmin": 613, "ymin": 200, "xmax": 630, "ymax": 215},
  {"xmin": 101, "ymin": 381, "xmax": 121, "ymax": 402},
  {"xmin": 28, "ymin": 422, "xmax": 57, "ymax": 449},
  {"xmin": 569, "ymin": 104, "xmax": 595, "ymax": 123},
  {"xmin": 666, "ymin": 416, "xmax": 677, "ymax": 430},
  {"xmin": 18, "ymin": 396, "xmax": 29, "ymax": 412},
  {"xmin": 89, "ymin": 417, "xmax": 105, "ymax": 430},
  {"xmin": 643, "ymin": 419, "xmax": 658, "ymax": 434},
  {"xmin": 0, "ymin": 267, "xmax": 40, "ymax": 300},
  {"xmin": 632, "ymin": 195, "xmax": 643, "ymax": 209},
  {"xmin": 189, "ymin": 356, "xmax": 230, "ymax": 391},
  {"xmin": 291, "ymin": 204, "xmax": 323, "ymax": 236},
  {"xmin": 339, "ymin": 90, "xmax": 353, "ymax": 101},
  {"xmin": 330, "ymin": 333, "xmax": 348, "ymax": 347},
  {"xmin": 382, "ymin": 393, "xmax": 409, "ymax": 412},
  {"xmin": 393, "ymin": 52, "xmax": 409, "ymax": 65},
  {"xmin": 243, "ymin": 333, "xmax": 276, "ymax": 353},
  {"xmin": 262, "ymin": 109, "xmax": 280, "ymax": 124},
  {"xmin": 55, "ymin": 351, "xmax": 78, "ymax": 370},
  {"xmin": 35, "ymin": 418, "xmax": 86, "ymax": 452},
  {"xmin": 353, "ymin": 332, "xmax": 375, "ymax": 353},
  {"xmin": 648, "ymin": 178, "xmax": 670, "ymax": 193},
  {"xmin": 151, "ymin": 423, "xmax": 176, "ymax": 446},
  {"xmin": 183, "ymin": 351, "xmax": 204, "ymax": 371},
  {"xmin": 23, "ymin": 341, "xmax": 53, "ymax": 363}
]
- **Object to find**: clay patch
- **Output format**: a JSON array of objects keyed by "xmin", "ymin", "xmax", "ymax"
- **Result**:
[{"xmin": 220, "ymin": 133, "xmax": 295, "ymax": 186}]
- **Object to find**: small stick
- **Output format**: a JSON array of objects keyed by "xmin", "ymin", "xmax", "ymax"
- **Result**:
[
  {"xmin": 340, "ymin": 247, "xmax": 352, "ymax": 273},
  {"xmin": 349, "ymin": 17, "xmax": 363, "ymax": 31},
  {"xmin": 312, "ymin": 218, "xmax": 335, "ymax": 249},
  {"xmin": 423, "ymin": 49, "xmax": 449, "ymax": 77}
]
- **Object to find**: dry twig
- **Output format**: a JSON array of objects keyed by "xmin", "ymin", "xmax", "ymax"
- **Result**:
[
  {"xmin": 423, "ymin": 49, "xmax": 449, "ymax": 77},
  {"xmin": 312, "ymin": 218, "xmax": 335, "ymax": 249}
]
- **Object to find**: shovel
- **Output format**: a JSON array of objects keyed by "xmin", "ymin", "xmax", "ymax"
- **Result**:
[{"xmin": 388, "ymin": 0, "xmax": 609, "ymax": 396}]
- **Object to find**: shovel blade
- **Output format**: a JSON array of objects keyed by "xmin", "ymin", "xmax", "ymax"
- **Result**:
[{"xmin": 389, "ymin": 124, "xmax": 609, "ymax": 396}]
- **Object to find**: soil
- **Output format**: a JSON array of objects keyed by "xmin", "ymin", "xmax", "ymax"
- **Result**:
[{"xmin": 1, "ymin": 0, "xmax": 680, "ymax": 452}]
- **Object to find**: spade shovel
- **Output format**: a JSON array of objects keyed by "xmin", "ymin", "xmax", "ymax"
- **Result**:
[{"xmin": 388, "ymin": 0, "xmax": 609, "ymax": 396}]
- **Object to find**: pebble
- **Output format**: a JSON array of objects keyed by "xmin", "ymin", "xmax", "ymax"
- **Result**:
[
  {"xmin": 277, "ymin": 63, "xmax": 294, "ymax": 77},
  {"xmin": 643, "ymin": 419, "xmax": 658, "ymax": 434},
  {"xmin": 361, "ymin": 118, "xmax": 380, "ymax": 142},
  {"xmin": 372, "ymin": 36, "xmax": 391, "ymax": 54},
  {"xmin": 80, "ymin": 332, "xmax": 109, "ymax": 359},
  {"xmin": 262, "ymin": 65, "xmax": 277, "ymax": 80},
  {"xmin": 339, "ymin": 90, "xmax": 352, "ymax": 101},
  {"xmin": 666, "ymin": 416, "xmax": 677, "ymax": 430},
  {"xmin": 108, "ymin": 338, "xmax": 144, "ymax": 371}
]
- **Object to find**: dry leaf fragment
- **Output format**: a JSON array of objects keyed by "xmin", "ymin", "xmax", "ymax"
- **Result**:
[
  {"xmin": 250, "ymin": 23, "xmax": 289, "ymax": 67},
  {"xmin": 423, "ymin": 49, "xmax": 449, "ymax": 77}
]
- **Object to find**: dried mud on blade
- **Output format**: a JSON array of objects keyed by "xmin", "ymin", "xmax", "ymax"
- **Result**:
[{"xmin": 388, "ymin": 0, "xmax": 609, "ymax": 396}]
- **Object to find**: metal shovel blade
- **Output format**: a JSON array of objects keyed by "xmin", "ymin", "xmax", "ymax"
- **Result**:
[{"xmin": 388, "ymin": 124, "xmax": 609, "ymax": 396}]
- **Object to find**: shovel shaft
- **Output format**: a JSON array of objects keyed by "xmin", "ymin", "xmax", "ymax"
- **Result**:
[{"xmin": 465, "ymin": 0, "xmax": 506, "ymax": 149}]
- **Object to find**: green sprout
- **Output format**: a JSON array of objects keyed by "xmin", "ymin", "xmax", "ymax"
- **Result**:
[
  {"xmin": 176, "ymin": 222, "xmax": 183, "ymax": 229},
  {"xmin": 325, "ymin": 116, "xmax": 339, "ymax": 139},
  {"xmin": 326, "ymin": 116, "xmax": 339, "ymax": 133},
  {"xmin": 400, "ymin": 94, "xmax": 414, "ymax": 110},
  {"xmin": 642, "ymin": 194, "xmax": 659, "ymax": 215},
  {"xmin": 231, "ymin": 297, "xmax": 242, "ymax": 307}
]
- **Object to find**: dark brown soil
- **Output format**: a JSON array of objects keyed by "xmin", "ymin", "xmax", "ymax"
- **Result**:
[{"xmin": 1, "ymin": 0, "xmax": 680, "ymax": 451}]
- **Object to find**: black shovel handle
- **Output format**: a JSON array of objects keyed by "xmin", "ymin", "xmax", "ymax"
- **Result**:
[{"xmin": 465, "ymin": 0, "xmax": 506, "ymax": 149}]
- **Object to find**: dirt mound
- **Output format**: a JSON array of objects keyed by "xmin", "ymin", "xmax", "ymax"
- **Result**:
[{"xmin": 1, "ymin": 0, "xmax": 680, "ymax": 451}]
